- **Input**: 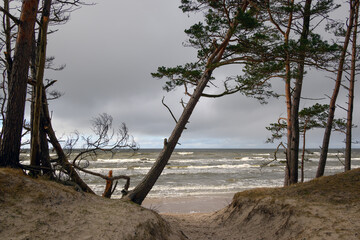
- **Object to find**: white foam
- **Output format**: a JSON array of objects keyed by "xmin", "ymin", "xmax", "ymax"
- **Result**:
[
  {"xmin": 311, "ymin": 152, "xmax": 344, "ymax": 157},
  {"xmin": 96, "ymin": 158, "xmax": 153, "ymax": 163},
  {"xmin": 83, "ymin": 167, "xmax": 128, "ymax": 173},
  {"xmin": 177, "ymin": 152, "xmax": 194, "ymax": 155},
  {"xmin": 165, "ymin": 164, "xmax": 258, "ymax": 170}
]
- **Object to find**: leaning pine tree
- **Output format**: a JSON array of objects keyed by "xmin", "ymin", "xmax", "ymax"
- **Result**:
[{"xmin": 123, "ymin": 0, "xmax": 277, "ymax": 204}]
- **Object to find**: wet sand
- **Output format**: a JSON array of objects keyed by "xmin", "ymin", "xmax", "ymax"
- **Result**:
[{"xmin": 142, "ymin": 194, "xmax": 234, "ymax": 213}]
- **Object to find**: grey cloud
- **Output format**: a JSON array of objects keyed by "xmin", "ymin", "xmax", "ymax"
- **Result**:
[{"xmin": 43, "ymin": 0, "xmax": 359, "ymax": 149}]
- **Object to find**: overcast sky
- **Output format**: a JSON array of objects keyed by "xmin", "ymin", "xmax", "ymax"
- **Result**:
[{"xmin": 41, "ymin": 0, "xmax": 359, "ymax": 149}]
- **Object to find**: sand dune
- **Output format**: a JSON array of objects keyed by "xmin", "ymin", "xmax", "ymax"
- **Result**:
[{"xmin": 1, "ymin": 168, "xmax": 360, "ymax": 240}]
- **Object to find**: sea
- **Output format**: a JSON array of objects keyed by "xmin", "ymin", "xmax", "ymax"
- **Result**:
[{"xmin": 20, "ymin": 148, "xmax": 360, "ymax": 199}]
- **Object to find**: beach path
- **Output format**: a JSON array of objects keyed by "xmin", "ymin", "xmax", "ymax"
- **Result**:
[{"xmin": 163, "ymin": 213, "xmax": 221, "ymax": 240}]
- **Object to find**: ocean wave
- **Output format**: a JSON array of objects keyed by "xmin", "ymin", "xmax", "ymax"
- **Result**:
[
  {"xmin": 151, "ymin": 182, "xmax": 281, "ymax": 192},
  {"xmin": 177, "ymin": 152, "xmax": 194, "ymax": 156},
  {"xmin": 168, "ymin": 164, "xmax": 258, "ymax": 169},
  {"xmin": 328, "ymin": 152, "xmax": 344, "ymax": 156},
  {"xmin": 81, "ymin": 164, "xmax": 264, "ymax": 177},
  {"xmin": 95, "ymin": 158, "xmax": 154, "ymax": 163},
  {"xmin": 254, "ymin": 153, "xmax": 271, "ymax": 156},
  {"xmin": 312, "ymin": 152, "xmax": 344, "ymax": 157},
  {"xmin": 138, "ymin": 181, "xmax": 284, "ymax": 197},
  {"xmin": 82, "ymin": 167, "xmax": 128, "ymax": 173},
  {"xmin": 253, "ymin": 157, "xmax": 268, "ymax": 160},
  {"xmin": 307, "ymin": 157, "xmax": 346, "ymax": 162},
  {"xmin": 235, "ymin": 156, "xmax": 269, "ymax": 161},
  {"xmin": 88, "ymin": 177, "xmax": 285, "ymax": 198},
  {"xmin": 124, "ymin": 163, "xmax": 259, "ymax": 171},
  {"xmin": 170, "ymin": 157, "xmax": 262, "ymax": 164}
]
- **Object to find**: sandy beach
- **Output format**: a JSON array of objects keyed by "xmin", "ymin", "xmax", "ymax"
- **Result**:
[
  {"xmin": 1, "ymin": 167, "xmax": 360, "ymax": 239},
  {"xmin": 142, "ymin": 194, "xmax": 233, "ymax": 213}
]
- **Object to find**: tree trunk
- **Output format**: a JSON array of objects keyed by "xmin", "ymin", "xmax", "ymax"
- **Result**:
[
  {"xmin": 39, "ymin": 116, "xmax": 52, "ymax": 177},
  {"xmin": 0, "ymin": 0, "xmax": 40, "ymax": 167},
  {"xmin": 283, "ymin": 0, "xmax": 294, "ymax": 186},
  {"xmin": 301, "ymin": 119, "xmax": 309, "ymax": 183},
  {"xmin": 316, "ymin": 0, "xmax": 355, "ymax": 178},
  {"xmin": 124, "ymin": 69, "xmax": 213, "ymax": 204},
  {"xmin": 0, "ymin": 0, "xmax": 12, "ymax": 143},
  {"xmin": 30, "ymin": 0, "xmax": 52, "ymax": 175},
  {"xmin": 289, "ymin": 0, "xmax": 312, "ymax": 185},
  {"xmin": 284, "ymin": 60, "xmax": 292, "ymax": 186},
  {"xmin": 3, "ymin": 0, "xmax": 12, "ymax": 82},
  {"xmin": 41, "ymin": 87, "xmax": 94, "ymax": 193},
  {"xmin": 345, "ymin": 0, "xmax": 359, "ymax": 172}
]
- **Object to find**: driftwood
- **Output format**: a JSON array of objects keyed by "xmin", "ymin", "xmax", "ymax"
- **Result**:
[
  {"xmin": 73, "ymin": 164, "xmax": 130, "ymax": 198},
  {"xmin": 102, "ymin": 170, "xmax": 113, "ymax": 198}
]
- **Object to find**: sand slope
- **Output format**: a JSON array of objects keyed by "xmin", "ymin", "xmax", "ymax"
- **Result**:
[
  {"xmin": 0, "ymin": 168, "xmax": 184, "ymax": 240},
  {"xmin": 165, "ymin": 168, "xmax": 360, "ymax": 240},
  {"xmin": 1, "ymin": 168, "xmax": 360, "ymax": 240}
]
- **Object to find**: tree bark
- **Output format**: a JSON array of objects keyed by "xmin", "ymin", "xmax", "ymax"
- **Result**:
[
  {"xmin": 301, "ymin": 119, "xmax": 309, "ymax": 183},
  {"xmin": 345, "ymin": 0, "xmax": 359, "ymax": 172},
  {"xmin": 39, "ymin": 115, "xmax": 52, "ymax": 177},
  {"xmin": 3, "ymin": 0, "xmax": 12, "ymax": 81},
  {"xmin": 124, "ymin": 69, "xmax": 213, "ymax": 204},
  {"xmin": 0, "ymin": 0, "xmax": 12, "ymax": 144},
  {"xmin": 316, "ymin": 0, "xmax": 355, "ymax": 178},
  {"xmin": 284, "ymin": 61, "xmax": 292, "ymax": 186},
  {"xmin": 283, "ymin": 0, "xmax": 294, "ymax": 186},
  {"xmin": 288, "ymin": 0, "xmax": 312, "ymax": 185},
  {"xmin": 30, "ymin": 0, "xmax": 52, "ymax": 175},
  {"xmin": 0, "ymin": 0, "xmax": 40, "ymax": 167}
]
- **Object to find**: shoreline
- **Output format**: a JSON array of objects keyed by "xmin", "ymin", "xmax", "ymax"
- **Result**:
[{"xmin": 142, "ymin": 193, "xmax": 234, "ymax": 213}]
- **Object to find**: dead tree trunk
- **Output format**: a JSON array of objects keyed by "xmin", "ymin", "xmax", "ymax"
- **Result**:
[
  {"xmin": 30, "ymin": 0, "xmax": 52, "ymax": 175},
  {"xmin": 316, "ymin": 0, "xmax": 355, "ymax": 178},
  {"xmin": 345, "ymin": 0, "xmax": 359, "ymax": 172},
  {"xmin": 41, "ymin": 87, "xmax": 94, "ymax": 193},
  {"xmin": 102, "ymin": 170, "xmax": 114, "ymax": 198},
  {"xmin": 39, "ymin": 116, "xmax": 52, "ymax": 177},
  {"xmin": 0, "ymin": 0, "xmax": 40, "ymax": 167}
]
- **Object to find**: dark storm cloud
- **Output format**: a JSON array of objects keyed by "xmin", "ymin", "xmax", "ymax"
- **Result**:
[{"xmin": 43, "ymin": 0, "xmax": 359, "ymax": 149}]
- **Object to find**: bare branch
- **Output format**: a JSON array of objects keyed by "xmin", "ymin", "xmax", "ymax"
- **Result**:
[
  {"xmin": 162, "ymin": 96, "xmax": 178, "ymax": 124},
  {"xmin": 0, "ymin": 6, "xmax": 20, "ymax": 25}
]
